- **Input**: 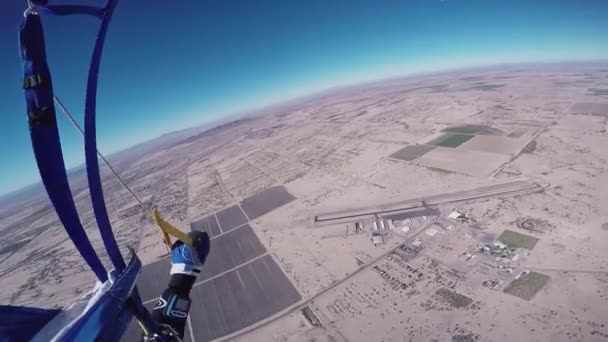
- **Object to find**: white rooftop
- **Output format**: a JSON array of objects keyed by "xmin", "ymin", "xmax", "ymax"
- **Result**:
[{"xmin": 448, "ymin": 211, "xmax": 462, "ymax": 219}]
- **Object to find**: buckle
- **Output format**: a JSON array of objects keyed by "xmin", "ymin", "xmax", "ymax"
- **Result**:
[
  {"xmin": 28, "ymin": 106, "xmax": 57, "ymax": 127},
  {"xmin": 23, "ymin": 73, "xmax": 49, "ymax": 89}
]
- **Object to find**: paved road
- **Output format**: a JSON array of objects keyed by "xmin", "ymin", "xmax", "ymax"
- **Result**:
[
  {"xmin": 491, "ymin": 124, "xmax": 547, "ymax": 178},
  {"xmin": 528, "ymin": 267, "xmax": 608, "ymax": 274},
  {"xmin": 219, "ymin": 180, "xmax": 546, "ymax": 341}
]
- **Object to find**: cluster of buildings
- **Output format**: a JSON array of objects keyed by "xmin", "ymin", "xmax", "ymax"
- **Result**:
[
  {"xmin": 352, "ymin": 217, "xmax": 417, "ymax": 246},
  {"xmin": 478, "ymin": 242, "xmax": 520, "ymax": 262},
  {"xmin": 447, "ymin": 210, "xmax": 477, "ymax": 224},
  {"xmin": 478, "ymin": 242, "xmax": 525, "ymax": 291},
  {"xmin": 355, "ymin": 218, "xmax": 397, "ymax": 232}
]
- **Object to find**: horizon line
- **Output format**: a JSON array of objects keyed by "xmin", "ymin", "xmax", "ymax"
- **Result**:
[{"xmin": 2, "ymin": 58, "xmax": 607, "ymax": 198}]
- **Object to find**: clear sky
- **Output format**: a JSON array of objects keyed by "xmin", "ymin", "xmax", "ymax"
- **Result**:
[{"xmin": 1, "ymin": 0, "xmax": 607, "ymax": 196}]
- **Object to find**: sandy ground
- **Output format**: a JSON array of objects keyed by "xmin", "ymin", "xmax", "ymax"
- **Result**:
[{"xmin": 2, "ymin": 62, "xmax": 608, "ymax": 341}]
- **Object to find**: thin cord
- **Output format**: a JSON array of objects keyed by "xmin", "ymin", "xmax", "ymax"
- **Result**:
[
  {"xmin": 53, "ymin": 96, "xmax": 150, "ymax": 214},
  {"xmin": 54, "ymin": 96, "xmax": 177, "ymax": 254}
]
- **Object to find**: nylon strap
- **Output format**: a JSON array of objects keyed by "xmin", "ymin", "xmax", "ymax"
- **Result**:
[
  {"xmin": 83, "ymin": 0, "xmax": 127, "ymax": 273},
  {"xmin": 20, "ymin": 3, "xmax": 161, "ymax": 339},
  {"xmin": 37, "ymin": 5, "xmax": 104, "ymax": 18},
  {"xmin": 20, "ymin": 13, "xmax": 108, "ymax": 282},
  {"xmin": 23, "ymin": 73, "xmax": 49, "ymax": 89},
  {"xmin": 79, "ymin": 1, "xmax": 160, "ymax": 335},
  {"xmin": 152, "ymin": 209, "xmax": 194, "ymax": 247}
]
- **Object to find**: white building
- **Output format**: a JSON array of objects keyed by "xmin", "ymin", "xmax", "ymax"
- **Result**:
[
  {"xmin": 371, "ymin": 233, "xmax": 384, "ymax": 245},
  {"xmin": 425, "ymin": 227, "xmax": 439, "ymax": 237},
  {"xmin": 494, "ymin": 241, "xmax": 507, "ymax": 250},
  {"xmin": 448, "ymin": 211, "xmax": 462, "ymax": 220}
]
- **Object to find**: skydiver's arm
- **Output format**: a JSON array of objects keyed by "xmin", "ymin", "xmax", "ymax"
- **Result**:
[
  {"xmin": 147, "ymin": 232, "xmax": 210, "ymax": 340},
  {"xmin": 150, "ymin": 273, "xmax": 196, "ymax": 338}
]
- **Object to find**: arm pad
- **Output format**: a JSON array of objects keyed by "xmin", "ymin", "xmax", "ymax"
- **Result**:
[{"xmin": 150, "ymin": 274, "xmax": 196, "ymax": 339}]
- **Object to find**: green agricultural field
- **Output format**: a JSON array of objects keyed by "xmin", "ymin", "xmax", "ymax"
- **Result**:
[
  {"xmin": 442, "ymin": 124, "xmax": 490, "ymax": 134},
  {"xmin": 388, "ymin": 144, "xmax": 435, "ymax": 161},
  {"xmin": 428, "ymin": 133, "xmax": 474, "ymax": 148},
  {"xmin": 498, "ymin": 229, "xmax": 539, "ymax": 249},
  {"xmin": 504, "ymin": 272, "xmax": 550, "ymax": 301},
  {"xmin": 442, "ymin": 124, "xmax": 504, "ymax": 136}
]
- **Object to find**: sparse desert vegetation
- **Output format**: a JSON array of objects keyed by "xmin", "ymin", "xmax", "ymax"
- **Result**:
[{"xmin": 3, "ymin": 63, "xmax": 608, "ymax": 341}]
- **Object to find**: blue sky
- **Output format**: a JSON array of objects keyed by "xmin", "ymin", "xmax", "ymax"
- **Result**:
[{"xmin": 1, "ymin": 0, "xmax": 607, "ymax": 195}]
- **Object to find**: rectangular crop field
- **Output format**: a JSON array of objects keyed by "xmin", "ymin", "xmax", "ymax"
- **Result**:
[
  {"xmin": 428, "ymin": 133, "xmax": 474, "ymax": 148},
  {"xmin": 504, "ymin": 272, "xmax": 550, "ymax": 300},
  {"xmin": 241, "ymin": 186, "xmax": 296, "ymax": 220},
  {"xmin": 442, "ymin": 125, "xmax": 491, "ymax": 134},
  {"xmin": 498, "ymin": 229, "xmax": 539, "ymax": 249},
  {"xmin": 388, "ymin": 144, "xmax": 435, "ymax": 161}
]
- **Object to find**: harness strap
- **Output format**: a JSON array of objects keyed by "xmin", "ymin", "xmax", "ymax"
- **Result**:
[
  {"xmin": 20, "ymin": 13, "xmax": 108, "ymax": 282},
  {"xmin": 83, "ymin": 0, "xmax": 127, "ymax": 273},
  {"xmin": 21, "ymin": 3, "xmax": 161, "ymax": 337},
  {"xmin": 28, "ymin": 106, "xmax": 56, "ymax": 126},
  {"xmin": 23, "ymin": 73, "xmax": 49, "ymax": 89},
  {"xmin": 79, "ymin": 0, "xmax": 161, "ymax": 335},
  {"xmin": 38, "ymin": 5, "xmax": 104, "ymax": 17}
]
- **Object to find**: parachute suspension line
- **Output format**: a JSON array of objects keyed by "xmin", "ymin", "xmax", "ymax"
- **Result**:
[
  {"xmin": 54, "ymin": 96, "xmax": 149, "ymax": 215},
  {"xmin": 53, "ymin": 96, "xmax": 193, "ymax": 249},
  {"xmin": 53, "ymin": 96, "xmax": 169, "ymax": 255},
  {"xmin": 44, "ymin": 1, "xmax": 192, "ymax": 253}
]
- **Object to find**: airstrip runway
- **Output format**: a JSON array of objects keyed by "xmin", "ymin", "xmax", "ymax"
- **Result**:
[{"xmin": 314, "ymin": 179, "xmax": 543, "ymax": 224}]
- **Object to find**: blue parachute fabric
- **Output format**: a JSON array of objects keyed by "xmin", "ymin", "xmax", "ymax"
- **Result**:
[
  {"xmin": 80, "ymin": 0, "xmax": 159, "ymax": 331},
  {"xmin": 83, "ymin": 0, "xmax": 126, "ymax": 273},
  {"xmin": 96, "ymin": 305, "xmax": 135, "ymax": 341},
  {"xmin": 37, "ymin": 5, "xmax": 104, "ymax": 18},
  {"xmin": 58, "ymin": 254, "xmax": 142, "ymax": 342},
  {"xmin": 19, "ymin": 13, "xmax": 108, "ymax": 283},
  {"xmin": 93, "ymin": 297, "xmax": 161, "ymax": 341},
  {"xmin": 0, "ymin": 306, "xmax": 60, "ymax": 341}
]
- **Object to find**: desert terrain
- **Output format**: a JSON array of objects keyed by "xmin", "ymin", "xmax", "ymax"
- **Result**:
[{"xmin": 1, "ymin": 62, "xmax": 608, "ymax": 341}]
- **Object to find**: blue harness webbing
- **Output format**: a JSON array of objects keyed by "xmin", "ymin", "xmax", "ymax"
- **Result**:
[
  {"xmin": 19, "ymin": 13, "xmax": 109, "ymax": 283},
  {"xmin": 19, "ymin": 1, "xmax": 161, "ymax": 339},
  {"xmin": 83, "ymin": 0, "xmax": 126, "ymax": 275},
  {"xmin": 37, "ymin": 5, "xmax": 104, "ymax": 17},
  {"xmin": 79, "ymin": 1, "xmax": 158, "ymax": 332}
]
